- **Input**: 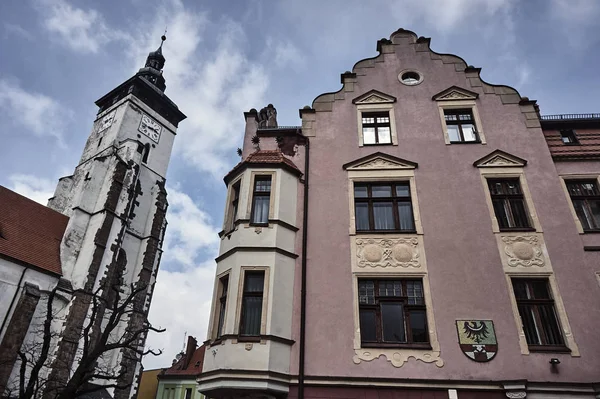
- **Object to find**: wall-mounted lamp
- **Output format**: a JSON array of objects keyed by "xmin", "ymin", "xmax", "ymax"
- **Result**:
[{"xmin": 549, "ymin": 358, "xmax": 560, "ymax": 365}]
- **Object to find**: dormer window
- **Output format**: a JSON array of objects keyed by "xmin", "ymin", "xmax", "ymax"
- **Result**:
[
  {"xmin": 362, "ymin": 112, "xmax": 391, "ymax": 145},
  {"xmin": 560, "ymin": 129, "xmax": 578, "ymax": 145}
]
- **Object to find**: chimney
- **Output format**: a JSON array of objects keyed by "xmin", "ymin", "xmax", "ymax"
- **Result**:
[{"xmin": 183, "ymin": 336, "xmax": 197, "ymax": 369}]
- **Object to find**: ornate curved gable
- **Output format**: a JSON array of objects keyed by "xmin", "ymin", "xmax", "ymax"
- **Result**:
[
  {"xmin": 473, "ymin": 149, "xmax": 527, "ymax": 168},
  {"xmin": 343, "ymin": 152, "xmax": 417, "ymax": 171},
  {"xmin": 352, "ymin": 90, "xmax": 397, "ymax": 105}
]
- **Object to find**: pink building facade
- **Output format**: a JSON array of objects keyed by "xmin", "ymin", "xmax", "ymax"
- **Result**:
[{"xmin": 197, "ymin": 29, "xmax": 600, "ymax": 399}]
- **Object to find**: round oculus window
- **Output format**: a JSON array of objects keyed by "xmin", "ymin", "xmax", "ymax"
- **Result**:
[{"xmin": 399, "ymin": 71, "xmax": 422, "ymax": 85}]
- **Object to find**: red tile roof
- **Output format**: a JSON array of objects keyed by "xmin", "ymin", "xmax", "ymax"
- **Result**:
[
  {"xmin": 0, "ymin": 186, "xmax": 68, "ymax": 275},
  {"xmin": 224, "ymin": 150, "xmax": 302, "ymax": 184},
  {"xmin": 543, "ymin": 128, "xmax": 600, "ymax": 160},
  {"xmin": 161, "ymin": 344, "xmax": 206, "ymax": 377}
]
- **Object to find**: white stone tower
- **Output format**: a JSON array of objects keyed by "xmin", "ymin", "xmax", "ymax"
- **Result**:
[{"xmin": 45, "ymin": 36, "xmax": 186, "ymax": 399}]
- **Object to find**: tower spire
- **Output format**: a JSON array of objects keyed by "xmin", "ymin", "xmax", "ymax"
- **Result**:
[{"xmin": 138, "ymin": 34, "xmax": 167, "ymax": 91}]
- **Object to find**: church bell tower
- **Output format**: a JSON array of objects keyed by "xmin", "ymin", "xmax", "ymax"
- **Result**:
[{"xmin": 45, "ymin": 36, "xmax": 186, "ymax": 399}]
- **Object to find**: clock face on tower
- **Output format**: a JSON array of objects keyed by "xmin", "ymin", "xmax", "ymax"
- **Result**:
[{"xmin": 138, "ymin": 114, "xmax": 162, "ymax": 143}]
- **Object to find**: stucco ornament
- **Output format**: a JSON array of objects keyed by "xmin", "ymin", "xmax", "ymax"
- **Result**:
[
  {"xmin": 360, "ymin": 94, "xmax": 390, "ymax": 103},
  {"xmin": 353, "ymin": 349, "xmax": 443, "ymax": 368},
  {"xmin": 480, "ymin": 155, "xmax": 521, "ymax": 167},
  {"xmin": 437, "ymin": 91, "xmax": 473, "ymax": 100},
  {"xmin": 356, "ymin": 238, "xmax": 420, "ymax": 268},
  {"xmin": 502, "ymin": 235, "xmax": 544, "ymax": 267},
  {"xmin": 353, "ymin": 158, "xmax": 410, "ymax": 170},
  {"xmin": 505, "ymin": 392, "xmax": 526, "ymax": 399}
]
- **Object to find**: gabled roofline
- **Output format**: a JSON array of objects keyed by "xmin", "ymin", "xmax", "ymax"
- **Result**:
[{"xmin": 342, "ymin": 152, "xmax": 418, "ymax": 170}]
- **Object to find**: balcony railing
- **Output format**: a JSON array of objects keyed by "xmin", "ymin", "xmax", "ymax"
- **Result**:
[
  {"xmin": 541, "ymin": 114, "xmax": 600, "ymax": 121},
  {"xmin": 257, "ymin": 125, "xmax": 302, "ymax": 130}
]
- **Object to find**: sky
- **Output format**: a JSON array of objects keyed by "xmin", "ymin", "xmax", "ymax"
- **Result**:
[{"xmin": 1, "ymin": 0, "xmax": 599, "ymax": 370}]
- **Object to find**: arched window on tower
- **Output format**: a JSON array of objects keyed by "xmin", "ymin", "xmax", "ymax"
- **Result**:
[{"xmin": 142, "ymin": 143, "xmax": 150, "ymax": 164}]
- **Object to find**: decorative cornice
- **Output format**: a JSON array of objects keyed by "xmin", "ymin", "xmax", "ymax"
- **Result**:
[
  {"xmin": 215, "ymin": 246, "xmax": 298, "ymax": 263},
  {"xmin": 473, "ymin": 149, "xmax": 527, "ymax": 168},
  {"xmin": 432, "ymin": 85, "xmax": 479, "ymax": 101},
  {"xmin": 352, "ymin": 89, "xmax": 397, "ymax": 104}
]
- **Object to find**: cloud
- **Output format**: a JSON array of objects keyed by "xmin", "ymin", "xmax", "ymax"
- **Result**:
[
  {"xmin": 265, "ymin": 38, "xmax": 306, "ymax": 71},
  {"xmin": 0, "ymin": 79, "xmax": 71, "ymax": 142},
  {"xmin": 125, "ymin": 1, "xmax": 269, "ymax": 177},
  {"xmin": 3, "ymin": 23, "xmax": 34, "ymax": 41},
  {"xmin": 161, "ymin": 187, "xmax": 220, "ymax": 269},
  {"xmin": 548, "ymin": 0, "xmax": 600, "ymax": 49},
  {"xmin": 8, "ymin": 174, "xmax": 55, "ymax": 205},
  {"xmin": 36, "ymin": 0, "xmax": 129, "ymax": 53},
  {"xmin": 143, "ymin": 260, "xmax": 216, "ymax": 369}
]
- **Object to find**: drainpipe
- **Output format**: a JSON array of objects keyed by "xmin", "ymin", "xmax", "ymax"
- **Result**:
[
  {"xmin": 0, "ymin": 267, "xmax": 27, "ymax": 338},
  {"xmin": 298, "ymin": 138, "xmax": 309, "ymax": 399}
]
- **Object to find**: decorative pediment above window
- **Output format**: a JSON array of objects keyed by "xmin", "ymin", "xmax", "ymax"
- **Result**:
[
  {"xmin": 473, "ymin": 149, "xmax": 527, "ymax": 168},
  {"xmin": 352, "ymin": 90, "xmax": 397, "ymax": 105},
  {"xmin": 432, "ymin": 86, "xmax": 479, "ymax": 101},
  {"xmin": 343, "ymin": 152, "xmax": 417, "ymax": 171}
]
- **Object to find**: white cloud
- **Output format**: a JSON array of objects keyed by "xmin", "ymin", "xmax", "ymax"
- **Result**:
[
  {"xmin": 3, "ymin": 23, "xmax": 34, "ymax": 41},
  {"xmin": 8, "ymin": 174, "xmax": 55, "ymax": 205},
  {"xmin": 36, "ymin": 0, "xmax": 129, "ymax": 53},
  {"xmin": 125, "ymin": 0, "xmax": 269, "ymax": 176},
  {"xmin": 550, "ymin": 0, "xmax": 600, "ymax": 24},
  {"xmin": 0, "ymin": 79, "xmax": 70, "ymax": 142},
  {"xmin": 162, "ymin": 187, "xmax": 220, "ymax": 268},
  {"xmin": 265, "ymin": 38, "xmax": 306, "ymax": 71},
  {"xmin": 143, "ymin": 260, "xmax": 216, "ymax": 369}
]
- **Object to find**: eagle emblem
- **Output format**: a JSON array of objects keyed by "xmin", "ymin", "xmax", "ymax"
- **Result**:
[{"xmin": 456, "ymin": 320, "xmax": 497, "ymax": 362}]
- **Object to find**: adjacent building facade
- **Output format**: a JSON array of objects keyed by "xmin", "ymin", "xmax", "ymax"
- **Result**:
[
  {"xmin": 198, "ymin": 29, "xmax": 600, "ymax": 398},
  {"xmin": 0, "ymin": 38, "xmax": 185, "ymax": 398}
]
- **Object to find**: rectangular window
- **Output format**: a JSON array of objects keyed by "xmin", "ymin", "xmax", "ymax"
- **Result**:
[
  {"xmin": 358, "ymin": 279, "xmax": 428, "ymax": 346},
  {"xmin": 216, "ymin": 275, "xmax": 229, "ymax": 338},
  {"xmin": 239, "ymin": 271, "xmax": 265, "ymax": 336},
  {"xmin": 354, "ymin": 182, "xmax": 415, "ymax": 232},
  {"xmin": 362, "ymin": 112, "xmax": 392, "ymax": 145},
  {"xmin": 227, "ymin": 181, "xmax": 240, "ymax": 229},
  {"xmin": 512, "ymin": 279, "xmax": 565, "ymax": 350},
  {"xmin": 444, "ymin": 109, "xmax": 479, "ymax": 143},
  {"xmin": 560, "ymin": 129, "xmax": 579, "ymax": 145},
  {"xmin": 250, "ymin": 176, "xmax": 271, "ymax": 225},
  {"xmin": 184, "ymin": 388, "xmax": 192, "ymax": 399},
  {"xmin": 487, "ymin": 178, "xmax": 532, "ymax": 230},
  {"xmin": 565, "ymin": 180, "xmax": 600, "ymax": 231}
]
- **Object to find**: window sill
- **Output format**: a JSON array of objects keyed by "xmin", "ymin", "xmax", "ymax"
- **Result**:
[
  {"xmin": 498, "ymin": 227, "xmax": 536, "ymax": 232},
  {"xmin": 582, "ymin": 229, "xmax": 600, "ymax": 234},
  {"xmin": 237, "ymin": 335, "xmax": 261, "ymax": 343},
  {"xmin": 449, "ymin": 140, "xmax": 482, "ymax": 145},
  {"xmin": 361, "ymin": 342, "xmax": 432, "ymax": 350},
  {"xmin": 528, "ymin": 345, "xmax": 571, "ymax": 353},
  {"xmin": 356, "ymin": 230, "xmax": 417, "ymax": 235},
  {"xmin": 249, "ymin": 222, "xmax": 269, "ymax": 227},
  {"xmin": 363, "ymin": 142, "xmax": 394, "ymax": 146}
]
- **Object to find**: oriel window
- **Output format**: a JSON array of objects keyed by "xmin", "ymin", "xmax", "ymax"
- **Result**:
[
  {"xmin": 512, "ymin": 279, "xmax": 566, "ymax": 350},
  {"xmin": 362, "ymin": 112, "xmax": 392, "ymax": 145},
  {"xmin": 228, "ymin": 181, "xmax": 241, "ymax": 228},
  {"xmin": 358, "ymin": 279, "xmax": 428, "ymax": 346},
  {"xmin": 444, "ymin": 109, "xmax": 479, "ymax": 143},
  {"xmin": 239, "ymin": 271, "xmax": 265, "ymax": 336},
  {"xmin": 250, "ymin": 176, "xmax": 271, "ymax": 225},
  {"xmin": 487, "ymin": 178, "xmax": 532, "ymax": 230},
  {"xmin": 354, "ymin": 182, "xmax": 415, "ymax": 232},
  {"xmin": 565, "ymin": 180, "xmax": 600, "ymax": 231}
]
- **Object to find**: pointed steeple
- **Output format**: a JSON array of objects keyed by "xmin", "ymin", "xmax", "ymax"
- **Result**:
[{"xmin": 137, "ymin": 34, "xmax": 167, "ymax": 91}]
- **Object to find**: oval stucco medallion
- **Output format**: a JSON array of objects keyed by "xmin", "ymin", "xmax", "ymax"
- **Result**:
[
  {"xmin": 363, "ymin": 244, "xmax": 383, "ymax": 262},
  {"xmin": 512, "ymin": 242, "xmax": 535, "ymax": 260},
  {"xmin": 392, "ymin": 244, "xmax": 413, "ymax": 262}
]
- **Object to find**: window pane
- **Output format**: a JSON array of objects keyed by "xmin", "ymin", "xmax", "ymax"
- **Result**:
[
  {"xmin": 244, "ymin": 273, "xmax": 264, "ymax": 293},
  {"xmin": 359, "ymin": 310, "xmax": 377, "ymax": 342},
  {"xmin": 573, "ymin": 200, "xmax": 593, "ymax": 230},
  {"xmin": 376, "ymin": 116, "xmax": 390, "ymax": 123},
  {"xmin": 252, "ymin": 196, "xmax": 269, "ymax": 224},
  {"xmin": 379, "ymin": 280, "xmax": 402, "ymax": 297},
  {"xmin": 409, "ymin": 310, "xmax": 428, "ymax": 342},
  {"xmin": 358, "ymin": 280, "xmax": 375, "ymax": 305},
  {"xmin": 355, "ymin": 202, "xmax": 370, "ymax": 231},
  {"xmin": 398, "ymin": 202, "xmax": 415, "ymax": 231},
  {"xmin": 255, "ymin": 178, "xmax": 271, "ymax": 192},
  {"xmin": 462, "ymin": 124, "xmax": 477, "ymax": 141},
  {"xmin": 447, "ymin": 125, "xmax": 461, "ymax": 142},
  {"xmin": 240, "ymin": 296, "xmax": 262, "ymax": 335},
  {"xmin": 406, "ymin": 281, "xmax": 424, "ymax": 305},
  {"xmin": 395, "ymin": 184, "xmax": 410, "ymax": 197},
  {"xmin": 492, "ymin": 199, "xmax": 510, "ymax": 229},
  {"xmin": 518, "ymin": 304, "xmax": 542, "ymax": 345},
  {"xmin": 372, "ymin": 185, "xmax": 392, "ymax": 197},
  {"xmin": 538, "ymin": 304, "xmax": 564, "ymax": 345},
  {"xmin": 363, "ymin": 127, "xmax": 376, "ymax": 144},
  {"xmin": 354, "ymin": 185, "xmax": 368, "ymax": 198},
  {"xmin": 378, "ymin": 127, "xmax": 391, "ymax": 143},
  {"xmin": 373, "ymin": 202, "xmax": 395, "ymax": 230},
  {"xmin": 512, "ymin": 280, "xmax": 529, "ymax": 299},
  {"xmin": 217, "ymin": 300, "xmax": 226, "ymax": 337},
  {"xmin": 362, "ymin": 117, "xmax": 375, "ymax": 124},
  {"xmin": 509, "ymin": 199, "xmax": 530, "ymax": 228},
  {"xmin": 381, "ymin": 302, "xmax": 406, "ymax": 342},
  {"xmin": 445, "ymin": 114, "xmax": 457, "ymax": 121}
]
